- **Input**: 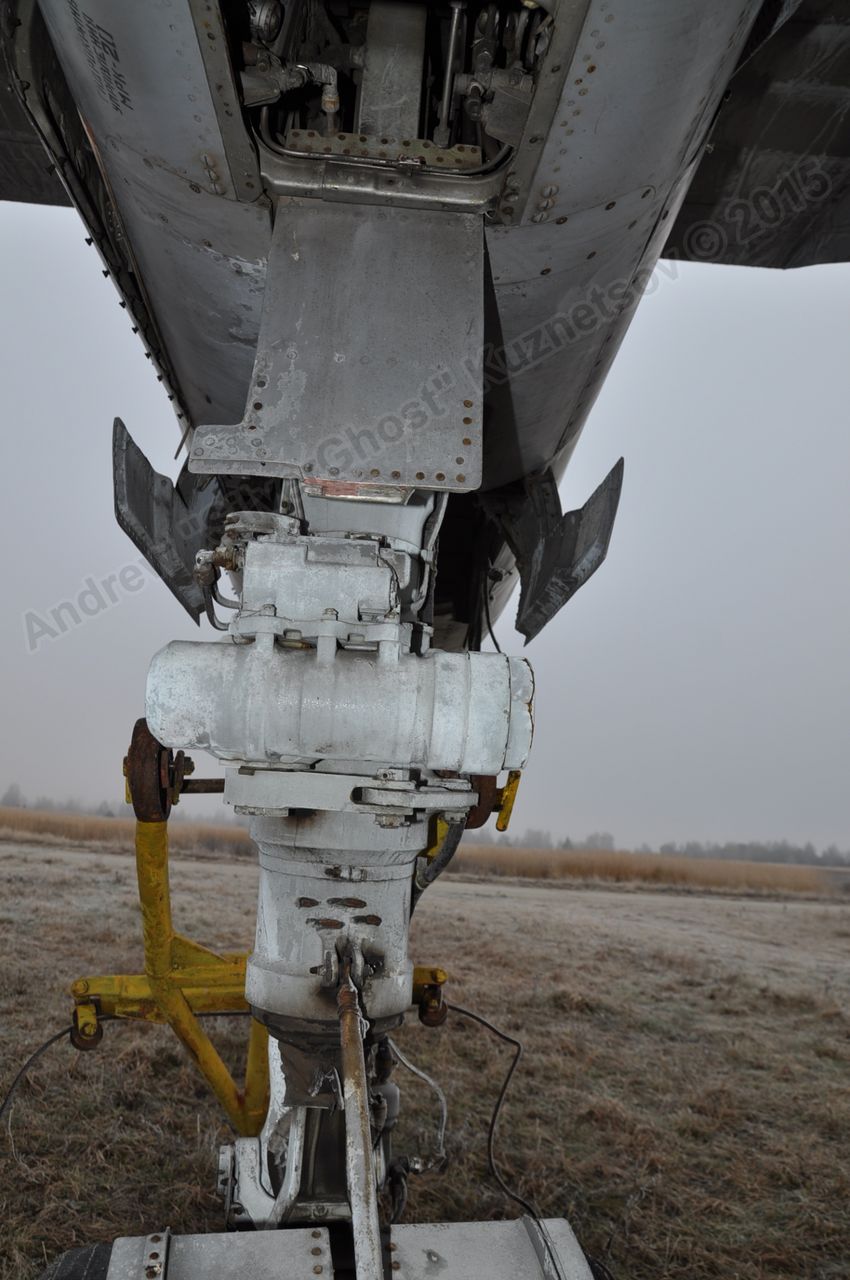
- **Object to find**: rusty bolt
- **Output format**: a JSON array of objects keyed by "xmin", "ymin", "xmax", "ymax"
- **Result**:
[{"xmin": 418, "ymin": 984, "xmax": 448, "ymax": 1028}]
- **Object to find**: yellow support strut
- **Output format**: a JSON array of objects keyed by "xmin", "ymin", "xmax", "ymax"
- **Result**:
[
  {"xmin": 71, "ymin": 817, "xmax": 269, "ymax": 1137},
  {"xmin": 71, "ymin": 721, "xmax": 451, "ymax": 1135}
]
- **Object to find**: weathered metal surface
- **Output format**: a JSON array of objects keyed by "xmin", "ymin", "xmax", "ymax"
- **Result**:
[
  {"xmin": 490, "ymin": 459, "xmax": 624, "ymax": 644},
  {"xmin": 36, "ymin": 0, "xmax": 258, "ymax": 198},
  {"xmin": 387, "ymin": 1219, "xmax": 594, "ymax": 1280},
  {"xmin": 357, "ymin": 1, "xmax": 426, "ymax": 142},
  {"xmin": 267, "ymin": 1106, "xmax": 307, "ymax": 1225},
  {"xmin": 189, "ymin": 197, "xmax": 483, "ymax": 491},
  {"xmin": 258, "ymin": 140, "xmax": 507, "ymax": 209},
  {"xmin": 480, "ymin": 0, "xmax": 764, "ymax": 489},
  {"xmin": 113, "ymin": 420, "xmax": 211, "ymax": 623},
  {"xmin": 666, "ymin": 2, "xmax": 850, "ymax": 270},
  {"xmin": 35, "ymin": 0, "xmax": 272, "ymax": 429},
  {"xmin": 465, "ymin": 775, "xmax": 499, "ymax": 829},
  {"xmin": 147, "ymin": 642, "xmax": 533, "ymax": 775},
  {"xmin": 125, "ymin": 718, "xmax": 172, "ymax": 823},
  {"xmin": 105, "ymin": 1219, "xmax": 591, "ymax": 1278},
  {"xmin": 247, "ymin": 812, "xmax": 423, "ymax": 1022},
  {"xmin": 0, "ymin": 43, "xmax": 69, "ymax": 206},
  {"xmin": 106, "ymin": 1228, "xmax": 332, "ymax": 1279},
  {"xmin": 23, "ymin": 0, "xmax": 781, "ymax": 517},
  {"xmin": 285, "ymin": 128, "xmax": 482, "ymax": 170},
  {"xmin": 225, "ymin": 769, "xmax": 473, "ymax": 817}
]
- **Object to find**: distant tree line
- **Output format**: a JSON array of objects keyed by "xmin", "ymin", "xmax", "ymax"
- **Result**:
[
  {"xmin": 2, "ymin": 783, "xmax": 847, "ymax": 866},
  {"xmin": 471, "ymin": 822, "xmax": 850, "ymax": 868},
  {"xmin": 0, "ymin": 782, "xmax": 242, "ymax": 827},
  {"xmin": 654, "ymin": 839, "xmax": 850, "ymax": 869}
]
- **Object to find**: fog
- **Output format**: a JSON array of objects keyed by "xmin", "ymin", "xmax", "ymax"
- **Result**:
[{"xmin": 1, "ymin": 203, "xmax": 848, "ymax": 848}]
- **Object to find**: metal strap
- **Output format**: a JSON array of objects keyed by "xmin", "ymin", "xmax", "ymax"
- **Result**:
[{"xmin": 139, "ymin": 1230, "xmax": 171, "ymax": 1279}]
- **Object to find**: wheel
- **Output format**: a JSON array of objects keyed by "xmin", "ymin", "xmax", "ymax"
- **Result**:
[{"xmin": 38, "ymin": 1243, "xmax": 113, "ymax": 1280}]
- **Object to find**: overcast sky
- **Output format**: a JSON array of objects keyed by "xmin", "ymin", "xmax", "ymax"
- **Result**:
[{"xmin": 1, "ymin": 202, "xmax": 848, "ymax": 849}]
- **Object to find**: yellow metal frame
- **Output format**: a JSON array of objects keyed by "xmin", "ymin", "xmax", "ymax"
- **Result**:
[
  {"xmin": 72, "ymin": 814, "xmax": 452, "ymax": 1134},
  {"xmin": 71, "ymin": 819, "xmax": 269, "ymax": 1136}
]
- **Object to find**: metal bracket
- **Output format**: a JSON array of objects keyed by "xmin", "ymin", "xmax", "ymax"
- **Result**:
[
  {"xmin": 138, "ymin": 1231, "xmax": 170, "ymax": 1280},
  {"xmin": 286, "ymin": 128, "xmax": 482, "ymax": 171}
]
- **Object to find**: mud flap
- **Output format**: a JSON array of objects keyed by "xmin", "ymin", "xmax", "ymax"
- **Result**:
[
  {"xmin": 112, "ymin": 418, "xmax": 218, "ymax": 623},
  {"xmin": 494, "ymin": 458, "xmax": 624, "ymax": 644}
]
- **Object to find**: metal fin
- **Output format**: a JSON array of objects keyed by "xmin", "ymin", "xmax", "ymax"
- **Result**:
[
  {"xmin": 113, "ymin": 417, "xmax": 217, "ymax": 623},
  {"xmin": 500, "ymin": 458, "xmax": 624, "ymax": 644}
]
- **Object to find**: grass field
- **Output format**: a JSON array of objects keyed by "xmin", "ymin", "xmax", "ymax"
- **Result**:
[
  {"xmin": 0, "ymin": 805, "xmax": 254, "ymax": 859},
  {"xmin": 1, "ymin": 834, "xmax": 848, "ymax": 1279},
  {"xmin": 450, "ymin": 844, "xmax": 831, "ymax": 894},
  {"xmin": 0, "ymin": 807, "xmax": 835, "ymax": 895}
]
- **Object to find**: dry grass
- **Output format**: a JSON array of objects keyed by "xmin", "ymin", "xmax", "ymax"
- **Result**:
[
  {"xmin": 2, "ymin": 838, "xmax": 849, "ymax": 1280},
  {"xmin": 452, "ymin": 845, "xmax": 830, "ymax": 895},
  {"xmin": 0, "ymin": 809, "xmax": 833, "ymax": 895},
  {"xmin": 0, "ymin": 805, "xmax": 252, "ymax": 860}
]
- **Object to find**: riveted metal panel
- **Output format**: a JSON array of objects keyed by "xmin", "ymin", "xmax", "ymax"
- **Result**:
[
  {"xmin": 35, "ymin": 0, "xmax": 272, "ymax": 427},
  {"xmin": 190, "ymin": 198, "xmax": 483, "ymax": 491},
  {"xmin": 107, "ymin": 1228, "xmax": 333, "ymax": 1279},
  {"xmin": 388, "ymin": 1219, "xmax": 594, "ymax": 1280}
]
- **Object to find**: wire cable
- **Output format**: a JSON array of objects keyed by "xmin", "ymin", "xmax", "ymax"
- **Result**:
[
  {"xmin": 0, "ymin": 1026, "xmax": 73, "ymax": 1125},
  {"xmin": 483, "ymin": 578, "xmax": 502, "ymax": 654},
  {"xmin": 0, "ymin": 1010, "xmax": 254, "ymax": 1130},
  {"xmin": 446, "ymin": 1003, "xmax": 536, "ymax": 1216},
  {"xmin": 387, "ymin": 1037, "xmax": 448, "ymax": 1167},
  {"xmin": 445, "ymin": 1003, "xmax": 596, "ymax": 1274}
]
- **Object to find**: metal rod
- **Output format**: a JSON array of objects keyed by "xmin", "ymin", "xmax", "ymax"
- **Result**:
[
  {"xmin": 180, "ymin": 778, "xmax": 225, "ymax": 794},
  {"xmin": 337, "ymin": 976, "xmax": 383, "ymax": 1280},
  {"xmin": 437, "ymin": 1, "xmax": 464, "ymax": 146}
]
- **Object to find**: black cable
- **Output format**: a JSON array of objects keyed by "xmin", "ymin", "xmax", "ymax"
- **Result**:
[
  {"xmin": 420, "ymin": 822, "xmax": 464, "ymax": 889},
  {"xmin": 449, "ymin": 1003, "xmax": 609, "ymax": 1277},
  {"xmin": 446, "ymin": 1003, "xmax": 538, "ymax": 1219},
  {"xmin": 448, "ymin": 1003, "xmax": 583, "ymax": 1278},
  {"xmin": 483, "ymin": 580, "xmax": 502, "ymax": 654},
  {"xmin": 411, "ymin": 821, "xmax": 466, "ymax": 914},
  {"xmin": 0, "ymin": 1010, "xmax": 254, "ymax": 1131},
  {"xmin": 0, "ymin": 1026, "xmax": 73, "ymax": 1125}
]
